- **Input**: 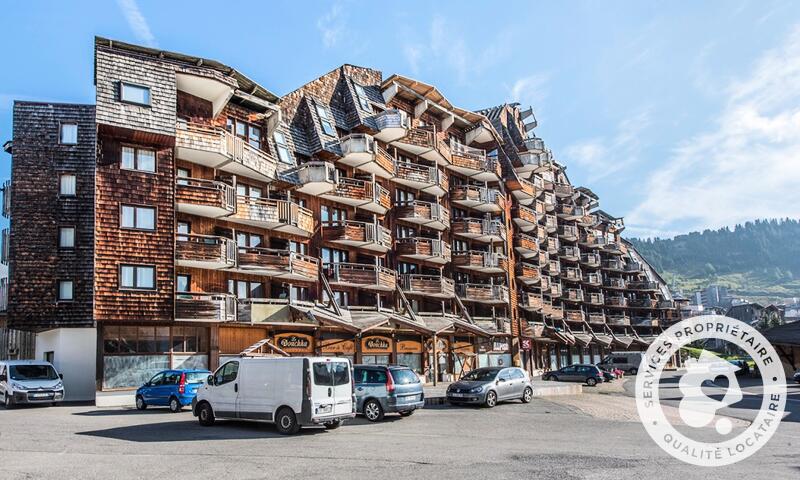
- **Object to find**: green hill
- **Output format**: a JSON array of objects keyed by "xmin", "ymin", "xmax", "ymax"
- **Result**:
[{"xmin": 629, "ymin": 219, "xmax": 800, "ymax": 302}]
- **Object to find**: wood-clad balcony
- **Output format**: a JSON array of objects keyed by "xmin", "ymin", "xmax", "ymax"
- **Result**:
[
  {"xmin": 545, "ymin": 236, "xmax": 560, "ymax": 255},
  {"xmin": 514, "ymin": 233, "xmax": 539, "ymax": 259},
  {"xmin": 515, "ymin": 151, "xmax": 552, "ymax": 174},
  {"xmin": 607, "ymin": 315, "xmax": 631, "ymax": 326},
  {"xmin": 543, "ymin": 214, "xmax": 558, "ymax": 233},
  {"xmin": 175, "ymin": 178, "xmax": 237, "ymax": 218},
  {"xmin": 540, "ymin": 275, "xmax": 551, "ymax": 290},
  {"xmin": 456, "ymin": 283, "xmax": 510, "ymax": 304},
  {"xmin": 175, "ymin": 293, "xmax": 237, "ymax": 323},
  {"xmin": 587, "ymin": 292, "xmax": 605, "ymax": 305},
  {"xmin": 452, "ymin": 250, "xmax": 508, "ymax": 274},
  {"xmin": 452, "ymin": 218, "xmax": 505, "ymax": 243},
  {"xmin": 541, "ymin": 192, "xmax": 557, "ymax": 211},
  {"xmin": 560, "ymin": 246, "xmax": 581, "ymax": 262},
  {"xmin": 394, "ymin": 160, "xmax": 448, "ymax": 197},
  {"xmin": 606, "ymin": 296, "xmax": 628, "ymax": 307},
  {"xmin": 554, "ymin": 183, "xmax": 575, "ymax": 198},
  {"xmin": 395, "ymin": 200, "xmax": 450, "ymax": 231},
  {"xmin": 562, "ymin": 267, "xmax": 582, "ymax": 282},
  {"xmin": 449, "ymin": 141, "xmax": 502, "ymax": 182},
  {"xmin": 474, "ymin": 317, "xmax": 512, "ymax": 335},
  {"xmin": 602, "ymin": 259, "xmax": 626, "ymax": 272},
  {"xmin": 286, "ymin": 161, "xmax": 338, "ymax": 195},
  {"xmin": 338, "ymin": 134, "xmax": 395, "ymax": 179},
  {"xmin": 516, "ymin": 263, "xmax": 541, "ymax": 285},
  {"xmin": 235, "ymin": 248, "xmax": 319, "ymax": 282},
  {"xmin": 320, "ymin": 177, "xmax": 391, "ymax": 215},
  {"xmin": 512, "ymin": 205, "xmax": 539, "ymax": 232},
  {"xmin": 625, "ymin": 262, "xmax": 643, "ymax": 273},
  {"xmin": 558, "ymin": 225, "xmax": 579, "ymax": 242},
  {"xmin": 565, "ymin": 310, "xmax": 585, "ymax": 323},
  {"xmin": 583, "ymin": 272, "xmax": 602, "ymax": 286},
  {"xmin": 175, "ymin": 122, "xmax": 276, "ymax": 183},
  {"xmin": 542, "ymin": 299, "xmax": 564, "ymax": 320},
  {"xmin": 519, "ymin": 292, "xmax": 543, "ymax": 312},
  {"xmin": 322, "ymin": 220, "xmax": 392, "ymax": 253},
  {"xmin": 603, "ymin": 240, "xmax": 624, "ymax": 255},
  {"xmin": 557, "ymin": 204, "xmax": 585, "ymax": 221},
  {"xmin": 565, "ymin": 288, "xmax": 584, "ymax": 303},
  {"xmin": 580, "ymin": 234, "xmax": 607, "ymax": 249},
  {"xmin": 522, "ymin": 136, "xmax": 545, "ymax": 153},
  {"xmin": 578, "ymin": 213, "xmax": 597, "ymax": 227},
  {"xmin": 629, "ymin": 297, "xmax": 657, "ymax": 308},
  {"xmin": 229, "ymin": 197, "xmax": 314, "ymax": 237},
  {"xmin": 631, "ymin": 316, "xmax": 659, "ymax": 327},
  {"xmin": 545, "ymin": 260, "xmax": 561, "ymax": 276},
  {"xmin": 604, "ymin": 277, "xmax": 627, "ymax": 289},
  {"xmin": 537, "ymin": 251, "xmax": 550, "ymax": 265},
  {"xmin": 580, "ymin": 253, "xmax": 601, "ymax": 268},
  {"xmin": 175, "ymin": 234, "xmax": 236, "ymax": 270},
  {"xmin": 534, "ymin": 225, "xmax": 548, "ymax": 243},
  {"xmin": 588, "ymin": 312, "xmax": 606, "ymax": 325},
  {"xmin": 506, "ymin": 176, "xmax": 538, "ymax": 206},
  {"xmin": 392, "ymin": 126, "xmax": 450, "ymax": 165},
  {"xmin": 373, "ymin": 109, "xmax": 410, "ymax": 142},
  {"xmin": 547, "ymin": 282, "xmax": 563, "ymax": 298},
  {"xmin": 451, "ymin": 185, "xmax": 504, "ymax": 213},
  {"xmin": 396, "ymin": 237, "xmax": 451, "ymax": 265},
  {"xmin": 628, "ymin": 280, "xmax": 659, "ymax": 291},
  {"xmin": 399, "ymin": 274, "xmax": 455, "ymax": 299},
  {"xmin": 657, "ymin": 299, "xmax": 675, "ymax": 309},
  {"xmin": 325, "ymin": 263, "xmax": 397, "ymax": 292}
]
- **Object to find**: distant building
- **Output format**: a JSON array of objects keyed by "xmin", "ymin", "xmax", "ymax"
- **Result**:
[{"xmin": 691, "ymin": 284, "xmax": 732, "ymax": 309}]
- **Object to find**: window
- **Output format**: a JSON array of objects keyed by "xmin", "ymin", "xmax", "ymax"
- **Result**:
[
  {"xmin": 236, "ymin": 232, "xmax": 262, "ymax": 248},
  {"xmin": 273, "ymin": 131, "xmax": 293, "ymax": 164},
  {"xmin": 121, "ymin": 146, "xmax": 156, "ymax": 173},
  {"xmin": 59, "ymin": 227, "xmax": 75, "ymax": 248},
  {"xmin": 320, "ymin": 205, "xmax": 346, "ymax": 222},
  {"xmin": 236, "ymin": 183, "xmax": 262, "ymax": 198},
  {"xmin": 57, "ymin": 280, "xmax": 73, "ymax": 301},
  {"xmin": 321, "ymin": 247, "xmax": 348, "ymax": 265},
  {"xmin": 176, "ymin": 167, "xmax": 191, "ymax": 186},
  {"xmin": 226, "ymin": 118, "xmax": 262, "ymax": 149},
  {"xmin": 120, "ymin": 205, "xmax": 156, "ymax": 230},
  {"xmin": 289, "ymin": 241, "xmax": 307, "ymax": 255},
  {"xmin": 290, "ymin": 286, "xmax": 309, "ymax": 302},
  {"xmin": 177, "ymin": 222, "xmax": 190, "ymax": 242},
  {"xmin": 324, "ymin": 290, "xmax": 348, "ymax": 307},
  {"xmin": 353, "ymin": 83, "xmax": 371, "ymax": 111},
  {"xmin": 395, "ymin": 189, "xmax": 415, "ymax": 203},
  {"xmin": 315, "ymin": 104, "xmax": 336, "ymax": 136},
  {"xmin": 59, "ymin": 174, "xmax": 76, "ymax": 196},
  {"xmin": 248, "ymin": 125, "xmax": 261, "ymax": 149},
  {"xmin": 120, "ymin": 82, "xmax": 151, "ymax": 106},
  {"xmin": 120, "ymin": 265, "xmax": 156, "ymax": 290},
  {"xmin": 176, "ymin": 274, "xmax": 190, "ymax": 293},
  {"xmin": 172, "ymin": 326, "xmax": 208, "ymax": 353},
  {"xmin": 60, "ymin": 123, "xmax": 78, "ymax": 144},
  {"xmin": 228, "ymin": 280, "xmax": 264, "ymax": 299},
  {"xmin": 214, "ymin": 361, "xmax": 239, "ymax": 385}
]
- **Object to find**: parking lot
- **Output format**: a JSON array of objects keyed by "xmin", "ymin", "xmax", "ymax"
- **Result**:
[{"xmin": 1, "ymin": 381, "xmax": 799, "ymax": 480}]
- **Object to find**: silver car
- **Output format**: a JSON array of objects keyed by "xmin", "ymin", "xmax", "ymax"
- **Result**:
[
  {"xmin": 353, "ymin": 365, "xmax": 424, "ymax": 422},
  {"xmin": 446, "ymin": 367, "xmax": 533, "ymax": 408}
]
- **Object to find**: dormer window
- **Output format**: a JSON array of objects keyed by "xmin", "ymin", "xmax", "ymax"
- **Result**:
[
  {"xmin": 353, "ymin": 83, "xmax": 371, "ymax": 111},
  {"xmin": 273, "ymin": 131, "xmax": 293, "ymax": 164},
  {"xmin": 315, "ymin": 104, "xmax": 336, "ymax": 136},
  {"xmin": 120, "ymin": 82, "xmax": 151, "ymax": 106}
]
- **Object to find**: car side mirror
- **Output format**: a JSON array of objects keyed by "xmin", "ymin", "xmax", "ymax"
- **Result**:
[
  {"xmin": 0, "ymin": 375, "xmax": 6, "ymax": 382},
  {"xmin": 207, "ymin": 375, "xmax": 215, "ymax": 386},
  {"xmin": 59, "ymin": 373, "xmax": 64, "ymax": 380},
  {"xmin": 497, "ymin": 378, "xmax": 506, "ymax": 383}
]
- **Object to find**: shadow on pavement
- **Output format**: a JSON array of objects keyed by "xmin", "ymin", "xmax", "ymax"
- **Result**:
[
  {"xmin": 77, "ymin": 419, "xmax": 330, "ymax": 442},
  {"xmin": 73, "ymin": 408, "xmax": 185, "ymax": 417}
]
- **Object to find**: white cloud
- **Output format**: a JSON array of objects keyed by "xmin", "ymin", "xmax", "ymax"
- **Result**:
[
  {"xmin": 317, "ymin": 2, "xmax": 346, "ymax": 49},
  {"xmin": 626, "ymin": 24, "xmax": 800, "ymax": 238},
  {"xmin": 116, "ymin": 0, "xmax": 157, "ymax": 47},
  {"xmin": 507, "ymin": 73, "xmax": 550, "ymax": 107},
  {"xmin": 403, "ymin": 45, "xmax": 422, "ymax": 76}
]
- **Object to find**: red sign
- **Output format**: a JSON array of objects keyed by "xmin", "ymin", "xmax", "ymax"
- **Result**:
[{"xmin": 521, "ymin": 338, "xmax": 532, "ymax": 351}]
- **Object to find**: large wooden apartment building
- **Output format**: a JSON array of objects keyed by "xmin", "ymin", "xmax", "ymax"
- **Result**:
[{"xmin": 0, "ymin": 38, "xmax": 676, "ymax": 400}]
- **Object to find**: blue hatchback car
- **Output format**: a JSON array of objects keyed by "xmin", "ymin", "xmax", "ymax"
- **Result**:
[{"xmin": 135, "ymin": 369, "xmax": 210, "ymax": 413}]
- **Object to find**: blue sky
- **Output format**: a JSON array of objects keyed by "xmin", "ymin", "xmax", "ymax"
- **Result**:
[{"xmin": 1, "ymin": 0, "xmax": 799, "ymax": 238}]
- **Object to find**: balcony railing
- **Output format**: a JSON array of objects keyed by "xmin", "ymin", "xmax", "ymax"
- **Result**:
[
  {"xmin": 396, "ymin": 237, "xmax": 451, "ymax": 264},
  {"xmin": 175, "ymin": 122, "xmax": 277, "ymax": 182},
  {"xmin": 547, "ymin": 282, "xmax": 563, "ymax": 297},
  {"xmin": 516, "ymin": 263, "xmax": 541, "ymax": 285},
  {"xmin": 176, "ymin": 178, "xmax": 237, "ymax": 218},
  {"xmin": 515, "ymin": 151, "xmax": 551, "ymax": 174},
  {"xmin": 545, "ymin": 237, "xmax": 560, "ymax": 254},
  {"xmin": 287, "ymin": 161, "xmax": 338, "ymax": 195},
  {"xmin": 543, "ymin": 214, "xmax": 558, "ymax": 232},
  {"xmin": 628, "ymin": 280, "xmax": 659, "ymax": 291},
  {"xmin": 449, "ymin": 140, "xmax": 502, "ymax": 181},
  {"xmin": 321, "ymin": 177, "xmax": 391, "ymax": 214},
  {"xmin": 587, "ymin": 292, "xmax": 604, "ymax": 305},
  {"xmin": 604, "ymin": 277, "xmax": 626, "ymax": 289},
  {"xmin": 512, "ymin": 205, "xmax": 539, "ymax": 232},
  {"xmin": 540, "ymin": 275, "xmax": 551, "ymax": 290},
  {"xmin": 399, "ymin": 274, "xmax": 455, "ymax": 298},
  {"xmin": 631, "ymin": 316, "xmax": 659, "ymax": 327},
  {"xmin": 0, "ymin": 228, "xmax": 8, "ymax": 266},
  {"xmin": 560, "ymin": 246, "xmax": 581, "ymax": 261},
  {"xmin": 513, "ymin": 233, "xmax": 539, "ymax": 258},
  {"xmin": 602, "ymin": 259, "xmax": 626, "ymax": 271},
  {"xmin": 658, "ymin": 299, "xmax": 675, "ymax": 309},
  {"xmin": 565, "ymin": 289, "xmax": 584, "ymax": 303},
  {"xmin": 607, "ymin": 315, "xmax": 631, "ymax": 326},
  {"xmin": 395, "ymin": 200, "xmax": 450, "ymax": 231},
  {"xmin": 542, "ymin": 192, "xmax": 557, "ymax": 211},
  {"xmin": 373, "ymin": 109, "xmax": 410, "ymax": 142},
  {"xmin": 451, "ymin": 185, "xmax": 504, "ymax": 213},
  {"xmin": 236, "ymin": 248, "xmax": 319, "ymax": 282},
  {"xmin": 584, "ymin": 273, "xmax": 602, "ymax": 286},
  {"xmin": 522, "ymin": 136, "xmax": 545, "ymax": 153},
  {"xmin": 393, "ymin": 127, "xmax": 450, "ymax": 165},
  {"xmin": 624, "ymin": 262, "xmax": 643, "ymax": 273},
  {"xmin": 519, "ymin": 292, "xmax": 543, "ymax": 312},
  {"xmin": 473, "ymin": 317, "xmax": 512, "ymax": 335},
  {"xmin": 562, "ymin": 267, "xmax": 582, "ymax": 282},
  {"xmin": 545, "ymin": 260, "xmax": 561, "ymax": 275},
  {"xmin": 452, "ymin": 250, "xmax": 507, "ymax": 273},
  {"xmin": 565, "ymin": 310, "xmax": 584, "ymax": 322},
  {"xmin": 558, "ymin": 225, "xmax": 579, "ymax": 241},
  {"xmin": 325, "ymin": 263, "xmax": 397, "ymax": 291},
  {"xmin": 176, "ymin": 234, "xmax": 237, "ymax": 269},
  {"xmin": 629, "ymin": 297, "xmax": 657, "ymax": 308},
  {"xmin": 580, "ymin": 234, "xmax": 607, "ymax": 249},
  {"xmin": 322, "ymin": 220, "xmax": 392, "ymax": 253},
  {"xmin": 1, "ymin": 180, "xmax": 10, "ymax": 218},
  {"xmin": 542, "ymin": 300, "xmax": 564, "ymax": 320},
  {"xmin": 588, "ymin": 313, "xmax": 606, "ymax": 325},
  {"xmin": 554, "ymin": 183, "xmax": 574, "ymax": 198},
  {"xmin": 452, "ymin": 218, "xmax": 505, "ymax": 243},
  {"xmin": 229, "ymin": 197, "xmax": 314, "ymax": 236},
  {"xmin": 580, "ymin": 253, "xmax": 601, "ymax": 267},
  {"xmin": 394, "ymin": 160, "xmax": 448, "ymax": 197},
  {"xmin": 175, "ymin": 293, "xmax": 237, "ymax": 322},
  {"xmin": 507, "ymin": 176, "xmax": 538, "ymax": 204},
  {"xmin": 456, "ymin": 283, "xmax": 510, "ymax": 304},
  {"xmin": 339, "ymin": 134, "xmax": 395, "ymax": 179},
  {"xmin": 606, "ymin": 296, "xmax": 628, "ymax": 307},
  {"xmin": 578, "ymin": 213, "xmax": 597, "ymax": 227}
]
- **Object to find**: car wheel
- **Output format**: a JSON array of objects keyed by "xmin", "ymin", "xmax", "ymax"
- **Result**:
[
  {"xmin": 521, "ymin": 387, "xmax": 533, "ymax": 403},
  {"xmin": 586, "ymin": 377, "xmax": 597, "ymax": 387},
  {"xmin": 168, "ymin": 397, "xmax": 182, "ymax": 413},
  {"xmin": 484, "ymin": 390, "xmax": 497, "ymax": 408},
  {"xmin": 399, "ymin": 410, "xmax": 415, "ymax": 417},
  {"xmin": 324, "ymin": 419, "xmax": 343, "ymax": 430},
  {"xmin": 135, "ymin": 395, "xmax": 147, "ymax": 411},
  {"xmin": 275, "ymin": 407, "xmax": 300, "ymax": 435},
  {"xmin": 3, "ymin": 392, "xmax": 13, "ymax": 409},
  {"xmin": 363, "ymin": 399, "xmax": 384, "ymax": 422},
  {"xmin": 197, "ymin": 402, "xmax": 215, "ymax": 427},
  {"xmin": 629, "ymin": 368, "xmax": 638, "ymax": 375},
  {"xmin": 550, "ymin": 375, "xmax": 558, "ymax": 382}
]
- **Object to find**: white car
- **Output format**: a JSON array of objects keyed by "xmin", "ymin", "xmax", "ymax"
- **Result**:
[
  {"xmin": 0, "ymin": 360, "xmax": 65, "ymax": 408},
  {"xmin": 193, "ymin": 356, "xmax": 355, "ymax": 435}
]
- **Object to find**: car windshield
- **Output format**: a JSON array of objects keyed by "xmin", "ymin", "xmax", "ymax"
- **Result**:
[
  {"xmin": 390, "ymin": 368, "xmax": 419, "ymax": 385},
  {"xmin": 185, "ymin": 372, "xmax": 210, "ymax": 384},
  {"xmin": 9, "ymin": 364, "xmax": 59, "ymax": 381},
  {"xmin": 462, "ymin": 368, "xmax": 500, "ymax": 382}
]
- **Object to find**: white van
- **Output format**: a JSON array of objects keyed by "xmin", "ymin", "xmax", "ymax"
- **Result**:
[
  {"xmin": 193, "ymin": 356, "xmax": 355, "ymax": 435},
  {"xmin": 0, "ymin": 360, "xmax": 65, "ymax": 408},
  {"xmin": 599, "ymin": 352, "xmax": 645, "ymax": 375}
]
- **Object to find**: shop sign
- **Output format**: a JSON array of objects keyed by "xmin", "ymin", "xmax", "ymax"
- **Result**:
[
  {"xmin": 521, "ymin": 338, "xmax": 532, "ymax": 351},
  {"xmin": 320, "ymin": 337, "xmax": 355, "ymax": 355},
  {"xmin": 362, "ymin": 335, "xmax": 392, "ymax": 354},
  {"xmin": 396, "ymin": 339, "xmax": 423, "ymax": 353},
  {"xmin": 493, "ymin": 340, "xmax": 510, "ymax": 352},
  {"xmin": 274, "ymin": 333, "xmax": 314, "ymax": 353}
]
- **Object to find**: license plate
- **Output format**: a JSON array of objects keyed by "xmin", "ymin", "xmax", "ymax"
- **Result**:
[
  {"xmin": 32, "ymin": 393, "xmax": 50, "ymax": 398},
  {"xmin": 449, "ymin": 393, "xmax": 466, "ymax": 398},
  {"xmin": 316, "ymin": 404, "xmax": 332, "ymax": 414}
]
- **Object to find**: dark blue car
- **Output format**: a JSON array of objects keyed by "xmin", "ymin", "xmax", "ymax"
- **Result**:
[{"xmin": 135, "ymin": 369, "xmax": 210, "ymax": 413}]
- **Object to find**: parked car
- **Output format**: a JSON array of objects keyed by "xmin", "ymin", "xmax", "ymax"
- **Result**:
[
  {"xmin": 596, "ymin": 366, "xmax": 616, "ymax": 382},
  {"xmin": 353, "ymin": 365, "xmax": 424, "ymax": 421},
  {"xmin": 598, "ymin": 352, "xmax": 645, "ymax": 375},
  {"xmin": 446, "ymin": 367, "xmax": 533, "ymax": 408},
  {"xmin": 793, "ymin": 369, "xmax": 800, "ymax": 384},
  {"xmin": 136, "ymin": 369, "xmax": 210, "ymax": 413},
  {"xmin": 193, "ymin": 357, "xmax": 355, "ymax": 435},
  {"xmin": 543, "ymin": 364, "xmax": 605, "ymax": 386},
  {"xmin": 0, "ymin": 360, "xmax": 65, "ymax": 408}
]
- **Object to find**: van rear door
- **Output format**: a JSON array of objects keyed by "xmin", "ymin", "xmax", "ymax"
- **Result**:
[
  {"xmin": 310, "ymin": 359, "xmax": 353, "ymax": 417},
  {"xmin": 330, "ymin": 360, "xmax": 353, "ymax": 415}
]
